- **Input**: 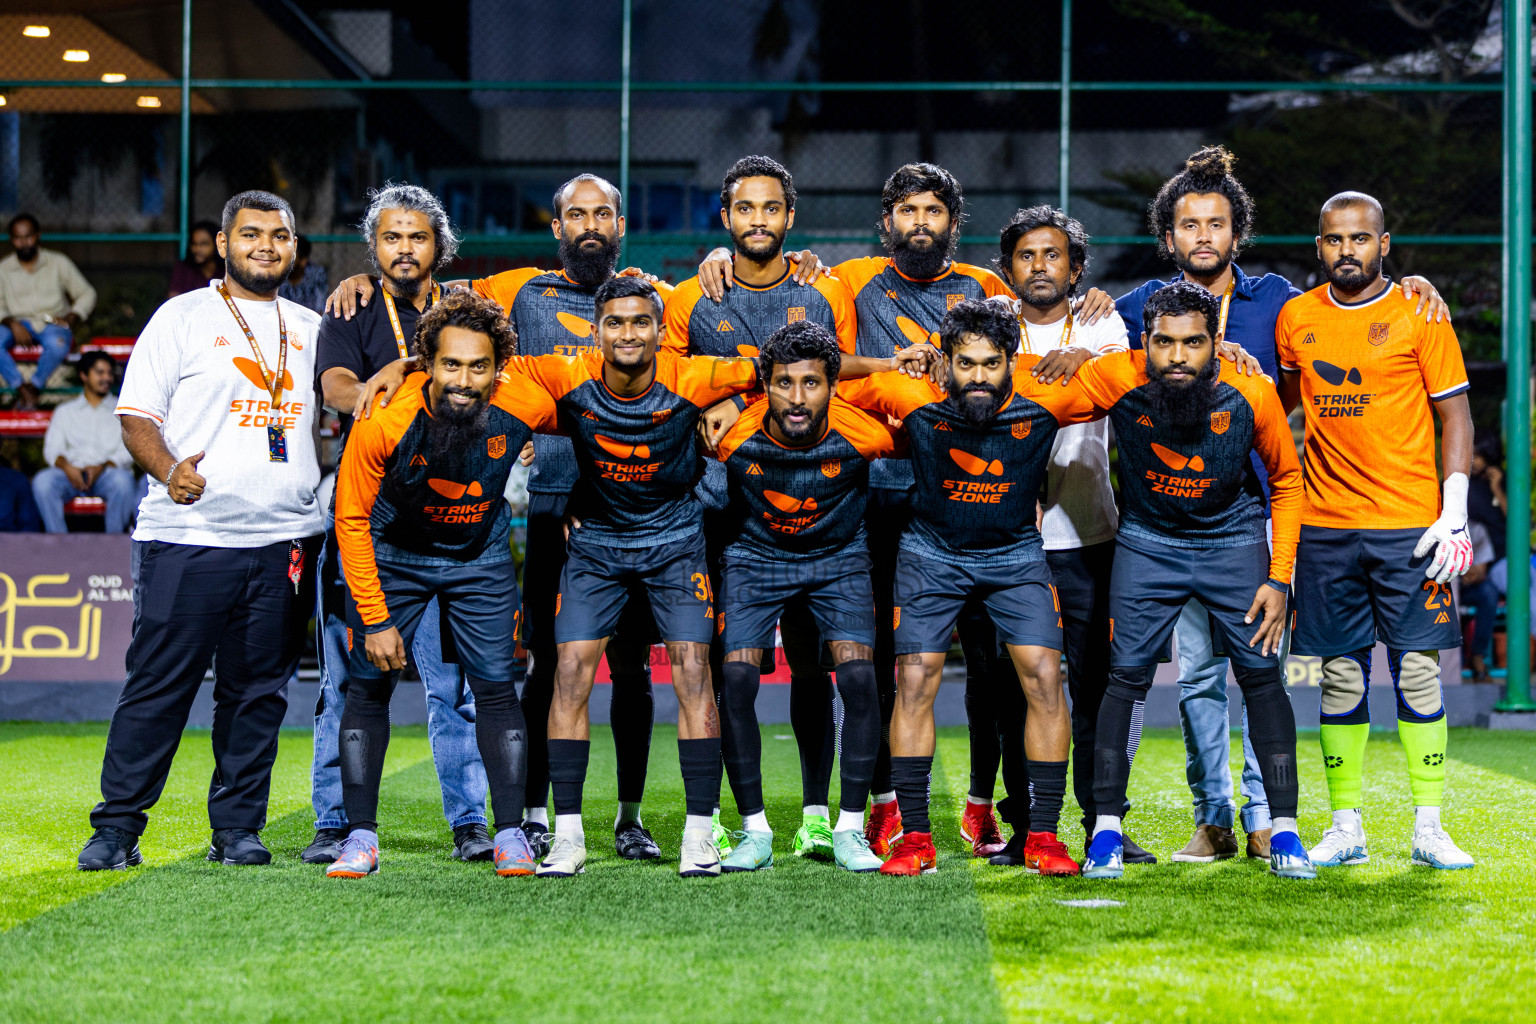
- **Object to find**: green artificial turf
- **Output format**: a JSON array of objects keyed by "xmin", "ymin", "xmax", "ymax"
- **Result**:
[{"xmin": 0, "ymin": 722, "xmax": 1532, "ymax": 1023}]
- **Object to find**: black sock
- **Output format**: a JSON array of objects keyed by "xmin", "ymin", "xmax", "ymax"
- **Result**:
[
  {"xmin": 789, "ymin": 672, "xmax": 835, "ymax": 807},
  {"xmin": 1026, "ymin": 759, "xmax": 1068, "ymax": 834},
  {"xmin": 1234, "ymin": 662, "xmax": 1300, "ymax": 820},
  {"xmin": 519, "ymin": 664, "xmax": 553, "ymax": 813},
  {"xmin": 871, "ymin": 671, "xmax": 896, "ymax": 796},
  {"xmin": 833, "ymin": 660, "xmax": 879, "ymax": 814},
  {"xmin": 1092, "ymin": 665, "xmax": 1152, "ymax": 819},
  {"xmin": 339, "ymin": 675, "xmax": 394, "ymax": 835},
  {"xmin": 547, "ymin": 738, "xmax": 590, "ymax": 817},
  {"xmin": 678, "ymin": 737, "xmax": 723, "ymax": 818},
  {"xmin": 891, "ymin": 755, "xmax": 933, "ymax": 834},
  {"xmin": 608, "ymin": 668, "xmax": 654, "ymax": 805},
  {"xmin": 719, "ymin": 660, "xmax": 764, "ymax": 816},
  {"xmin": 468, "ymin": 676, "xmax": 527, "ymax": 835},
  {"xmin": 994, "ymin": 658, "xmax": 1029, "ymax": 803}
]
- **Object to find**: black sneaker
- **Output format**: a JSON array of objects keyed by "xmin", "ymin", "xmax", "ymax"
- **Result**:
[
  {"xmin": 522, "ymin": 821, "xmax": 551, "ymax": 861},
  {"xmin": 1122, "ymin": 835, "xmax": 1157, "ymax": 864},
  {"xmin": 300, "ymin": 827, "xmax": 348, "ymax": 864},
  {"xmin": 208, "ymin": 829, "xmax": 272, "ymax": 865},
  {"xmin": 615, "ymin": 822, "xmax": 661, "ymax": 860},
  {"xmin": 987, "ymin": 831, "xmax": 1028, "ymax": 867},
  {"xmin": 78, "ymin": 826, "xmax": 142, "ymax": 871},
  {"xmin": 452, "ymin": 823, "xmax": 495, "ymax": 861}
]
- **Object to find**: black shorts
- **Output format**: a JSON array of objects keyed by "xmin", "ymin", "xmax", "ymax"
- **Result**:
[
  {"xmin": 520, "ymin": 492, "xmax": 659, "ymax": 653},
  {"xmin": 347, "ymin": 556, "xmax": 520, "ymax": 682},
  {"xmin": 721, "ymin": 548, "xmax": 875, "ymax": 654},
  {"xmin": 1291, "ymin": 525, "xmax": 1462, "ymax": 657},
  {"xmin": 892, "ymin": 548, "xmax": 1061, "ymax": 655},
  {"xmin": 1108, "ymin": 536, "xmax": 1277, "ymax": 670},
  {"xmin": 555, "ymin": 529, "xmax": 715, "ymax": 645}
]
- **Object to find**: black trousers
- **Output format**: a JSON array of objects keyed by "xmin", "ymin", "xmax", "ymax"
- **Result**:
[
  {"xmin": 866, "ymin": 486, "xmax": 913, "ymax": 795},
  {"xmin": 92, "ymin": 536, "xmax": 320, "ymax": 835},
  {"xmin": 1047, "ymin": 541, "xmax": 1118, "ymax": 832}
]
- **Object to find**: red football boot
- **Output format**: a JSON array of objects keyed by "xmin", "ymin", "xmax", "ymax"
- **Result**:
[
  {"xmin": 959, "ymin": 801, "xmax": 1007, "ymax": 858},
  {"xmin": 865, "ymin": 799, "xmax": 903, "ymax": 857},
  {"xmin": 878, "ymin": 831, "xmax": 937, "ymax": 876},
  {"xmin": 1023, "ymin": 831, "xmax": 1081, "ymax": 876}
]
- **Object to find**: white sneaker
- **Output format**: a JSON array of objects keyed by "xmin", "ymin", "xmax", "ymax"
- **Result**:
[
  {"xmin": 535, "ymin": 834, "xmax": 586, "ymax": 877},
  {"xmin": 679, "ymin": 829, "xmax": 721, "ymax": 877},
  {"xmin": 1309, "ymin": 823, "xmax": 1369, "ymax": 866},
  {"xmin": 1412, "ymin": 823, "xmax": 1475, "ymax": 870}
]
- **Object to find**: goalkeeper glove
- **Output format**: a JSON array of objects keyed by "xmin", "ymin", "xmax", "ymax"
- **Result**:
[{"xmin": 1411, "ymin": 472, "xmax": 1475, "ymax": 584}]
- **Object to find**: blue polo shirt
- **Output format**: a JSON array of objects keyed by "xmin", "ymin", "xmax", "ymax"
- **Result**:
[{"xmin": 1114, "ymin": 263, "xmax": 1302, "ymax": 492}]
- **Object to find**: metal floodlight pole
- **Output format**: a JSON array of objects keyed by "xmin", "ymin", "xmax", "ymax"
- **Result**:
[
  {"xmin": 1499, "ymin": 0, "xmax": 1535, "ymax": 712},
  {"xmin": 618, "ymin": 0, "xmax": 632, "ymax": 263},
  {"xmin": 1058, "ymin": 0, "xmax": 1072, "ymax": 213},
  {"xmin": 177, "ymin": 0, "xmax": 192, "ymax": 256}
]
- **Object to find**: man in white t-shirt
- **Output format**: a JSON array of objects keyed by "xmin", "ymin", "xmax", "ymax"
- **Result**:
[
  {"xmin": 981, "ymin": 206, "xmax": 1157, "ymax": 868},
  {"xmin": 79, "ymin": 191, "xmax": 324, "ymax": 872}
]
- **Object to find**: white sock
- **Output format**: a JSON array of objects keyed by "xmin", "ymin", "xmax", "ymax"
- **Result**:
[
  {"xmin": 711, "ymin": 806, "xmax": 721, "ymax": 819},
  {"xmin": 967, "ymin": 796, "xmax": 993, "ymax": 808},
  {"xmin": 834, "ymin": 808, "xmax": 864, "ymax": 832},
  {"xmin": 802, "ymin": 804, "xmax": 829, "ymax": 819},
  {"xmin": 1271, "ymin": 816, "xmax": 1298, "ymax": 838},
  {"xmin": 1093, "ymin": 815, "xmax": 1122, "ymax": 838},
  {"xmin": 554, "ymin": 814, "xmax": 584, "ymax": 844},
  {"xmin": 1415, "ymin": 805, "xmax": 1441, "ymax": 829},
  {"xmin": 1332, "ymin": 808, "xmax": 1363, "ymax": 832},
  {"xmin": 872, "ymin": 792, "xmax": 896, "ymax": 806},
  {"xmin": 743, "ymin": 811, "xmax": 770, "ymax": 833},
  {"xmin": 525, "ymin": 807, "xmax": 549, "ymax": 827},
  {"xmin": 615, "ymin": 801, "xmax": 642, "ymax": 828},
  {"xmin": 685, "ymin": 813, "xmax": 714, "ymax": 838}
]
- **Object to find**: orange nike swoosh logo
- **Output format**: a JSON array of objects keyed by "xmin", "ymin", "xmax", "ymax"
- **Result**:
[
  {"xmin": 764, "ymin": 489, "xmax": 817, "ymax": 514},
  {"xmin": 1151, "ymin": 443, "xmax": 1205, "ymax": 473},
  {"xmin": 427, "ymin": 479, "xmax": 483, "ymax": 499},
  {"xmin": 949, "ymin": 448, "xmax": 1004, "ymax": 476},
  {"xmin": 232, "ymin": 357, "xmax": 294, "ymax": 394},
  {"xmin": 557, "ymin": 312, "xmax": 594, "ymax": 338},
  {"xmin": 595, "ymin": 434, "xmax": 651, "ymax": 460}
]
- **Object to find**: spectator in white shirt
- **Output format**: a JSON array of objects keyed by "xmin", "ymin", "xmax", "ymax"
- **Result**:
[
  {"xmin": 0, "ymin": 214, "xmax": 97, "ymax": 409},
  {"xmin": 32, "ymin": 351, "xmax": 139, "ymax": 533}
]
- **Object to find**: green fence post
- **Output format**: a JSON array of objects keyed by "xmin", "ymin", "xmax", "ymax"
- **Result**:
[
  {"xmin": 1058, "ymin": 0, "xmax": 1071, "ymax": 213},
  {"xmin": 1499, "ymin": 0, "xmax": 1536, "ymax": 714},
  {"xmin": 618, "ymin": 0, "xmax": 632, "ymax": 265},
  {"xmin": 177, "ymin": 0, "xmax": 191, "ymax": 256}
]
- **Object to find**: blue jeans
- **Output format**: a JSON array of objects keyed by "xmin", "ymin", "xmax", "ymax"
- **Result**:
[
  {"xmin": 0, "ymin": 320, "xmax": 71, "ymax": 389},
  {"xmin": 32, "ymin": 465, "xmax": 139, "ymax": 533},
  {"xmin": 1175, "ymin": 597, "xmax": 1273, "ymax": 832},
  {"xmin": 1460, "ymin": 576, "xmax": 1499, "ymax": 663},
  {"xmin": 310, "ymin": 534, "xmax": 488, "ymax": 830}
]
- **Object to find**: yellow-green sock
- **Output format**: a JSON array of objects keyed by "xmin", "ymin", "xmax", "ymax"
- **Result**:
[
  {"xmin": 1319, "ymin": 722, "xmax": 1369, "ymax": 811},
  {"xmin": 1397, "ymin": 717, "xmax": 1448, "ymax": 807}
]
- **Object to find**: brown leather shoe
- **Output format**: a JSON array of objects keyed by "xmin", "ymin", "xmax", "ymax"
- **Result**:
[
  {"xmin": 1170, "ymin": 823, "xmax": 1239, "ymax": 862},
  {"xmin": 1246, "ymin": 827, "xmax": 1272, "ymax": 859},
  {"xmin": 15, "ymin": 381, "xmax": 40, "ymax": 409}
]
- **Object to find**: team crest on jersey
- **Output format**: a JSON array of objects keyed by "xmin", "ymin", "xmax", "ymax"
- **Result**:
[
  {"xmin": 788, "ymin": 307, "xmax": 806, "ymax": 323},
  {"xmin": 821, "ymin": 459, "xmax": 841, "ymax": 478},
  {"xmin": 1210, "ymin": 411, "xmax": 1230, "ymax": 434},
  {"xmin": 1368, "ymin": 323, "xmax": 1389, "ymax": 346},
  {"xmin": 945, "ymin": 294, "xmax": 964, "ymax": 310},
  {"xmin": 652, "ymin": 409, "xmax": 671, "ymax": 425},
  {"xmin": 488, "ymin": 435, "xmax": 507, "ymax": 459},
  {"xmin": 409, "ymin": 454, "xmax": 428, "ymax": 467},
  {"xmin": 1011, "ymin": 421, "xmax": 1030, "ymax": 439}
]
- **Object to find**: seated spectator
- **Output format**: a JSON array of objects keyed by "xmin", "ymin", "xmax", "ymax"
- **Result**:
[
  {"xmin": 1469, "ymin": 428, "xmax": 1507, "ymax": 560},
  {"xmin": 32, "ymin": 351, "xmax": 138, "ymax": 534},
  {"xmin": 278, "ymin": 234, "xmax": 328, "ymax": 312},
  {"xmin": 0, "ymin": 458, "xmax": 42, "ymax": 532},
  {"xmin": 1460, "ymin": 520, "xmax": 1499, "ymax": 683},
  {"xmin": 0, "ymin": 214, "xmax": 96, "ymax": 409},
  {"xmin": 167, "ymin": 219, "xmax": 224, "ymax": 299}
]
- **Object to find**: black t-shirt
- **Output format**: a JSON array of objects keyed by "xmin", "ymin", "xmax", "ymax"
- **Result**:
[{"xmin": 314, "ymin": 278, "xmax": 435, "ymax": 444}]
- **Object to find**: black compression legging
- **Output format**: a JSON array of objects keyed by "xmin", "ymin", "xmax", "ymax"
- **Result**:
[
  {"xmin": 1092, "ymin": 661, "xmax": 1298, "ymax": 821},
  {"xmin": 341, "ymin": 673, "xmax": 528, "ymax": 835}
]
